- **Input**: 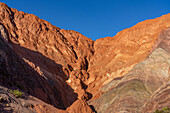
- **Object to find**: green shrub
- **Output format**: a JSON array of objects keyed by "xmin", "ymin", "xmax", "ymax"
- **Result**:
[
  {"xmin": 6, "ymin": 103, "xmax": 9, "ymax": 107},
  {"xmin": 162, "ymin": 108, "xmax": 169, "ymax": 111},
  {"xmin": 0, "ymin": 96, "xmax": 2, "ymax": 101},
  {"xmin": 154, "ymin": 107, "xmax": 170, "ymax": 113},
  {"xmin": 9, "ymin": 89, "xmax": 24, "ymax": 98}
]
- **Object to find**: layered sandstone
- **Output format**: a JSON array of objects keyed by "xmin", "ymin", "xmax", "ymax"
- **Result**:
[
  {"xmin": 87, "ymin": 13, "xmax": 170, "ymax": 96},
  {"xmin": 88, "ymin": 33, "xmax": 170, "ymax": 112}
]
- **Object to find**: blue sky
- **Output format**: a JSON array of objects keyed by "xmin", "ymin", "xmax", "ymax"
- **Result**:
[{"xmin": 1, "ymin": 0, "xmax": 170, "ymax": 40}]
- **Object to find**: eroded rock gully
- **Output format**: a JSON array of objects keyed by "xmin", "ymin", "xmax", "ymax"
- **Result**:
[{"xmin": 0, "ymin": 2, "xmax": 169, "ymax": 113}]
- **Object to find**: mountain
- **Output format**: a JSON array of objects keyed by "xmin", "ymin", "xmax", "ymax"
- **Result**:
[{"xmin": 0, "ymin": 2, "xmax": 169, "ymax": 113}]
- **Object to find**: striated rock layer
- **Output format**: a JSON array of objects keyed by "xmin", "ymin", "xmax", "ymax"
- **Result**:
[
  {"xmin": 88, "ymin": 38, "xmax": 170, "ymax": 112},
  {"xmin": 0, "ymin": 2, "xmax": 170, "ymax": 113},
  {"xmin": 140, "ymin": 81, "xmax": 170, "ymax": 113},
  {"xmin": 87, "ymin": 13, "xmax": 170, "ymax": 96},
  {"xmin": 88, "ymin": 27, "xmax": 170, "ymax": 113}
]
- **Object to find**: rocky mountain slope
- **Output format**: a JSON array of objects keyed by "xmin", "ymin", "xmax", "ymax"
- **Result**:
[{"xmin": 0, "ymin": 2, "xmax": 169, "ymax": 113}]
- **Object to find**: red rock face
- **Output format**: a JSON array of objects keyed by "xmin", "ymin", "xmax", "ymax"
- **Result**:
[
  {"xmin": 0, "ymin": 2, "xmax": 170, "ymax": 113},
  {"xmin": 66, "ymin": 99, "xmax": 94, "ymax": 113},
  {"xmin": 0, "ymin": 2, "xmax": 95, "ymax": 105},
  {"xmin": 0, "ymin": 20, "xmax": 67, "ymax": 109}
]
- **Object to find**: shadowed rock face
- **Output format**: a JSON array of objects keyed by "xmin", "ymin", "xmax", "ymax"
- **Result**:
[
  {"xmin": 0, "ymin": 2, "xmax": 170, "ymax": 113},
  {"xmin": 0, "ymin": 2, "xmax": 93, "ymax": 112},
  {"xmin": 0, "ymin": 20, "xmax": 71, "ymax": 109},
  {"xmin": 0, "ymin": 85, "xmax": 67, "ymax": 113},
  {"xmin": 0, "ymin": 3, "xmax": 94, "ymax": 104}
]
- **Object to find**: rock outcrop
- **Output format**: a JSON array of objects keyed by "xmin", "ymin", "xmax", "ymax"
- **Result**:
[
  {"xmin": 0, "ymin": 85, "xmax": 67, "ymax": 113},
  {"xmin": 0, "ymin": 2, "xmax": 169, "ymax": 113},
  {"xmin": 66, "ymin": 99, "xmax": 94, "ymax": 113}
]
